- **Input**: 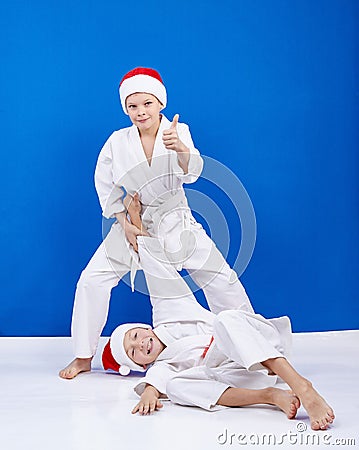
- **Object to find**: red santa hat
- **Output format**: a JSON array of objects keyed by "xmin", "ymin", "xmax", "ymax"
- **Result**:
[
  {"xmin": 119, "ymin": 67, "xmax": 167, "ymax": 114},
  {"xmin": 102, "ymin": 323, "xmax": 152, "ymax": 376}
]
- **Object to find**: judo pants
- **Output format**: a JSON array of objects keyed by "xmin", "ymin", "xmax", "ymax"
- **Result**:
[
  {"xmin": 71, "ymin": 222, "xmax": 254, "ymax": 357},
  {"xmin": 166, "ymin": 310, "xmax": 292, "ymax": 411}
]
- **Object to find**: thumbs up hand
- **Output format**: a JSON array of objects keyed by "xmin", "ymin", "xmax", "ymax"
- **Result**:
[
  {"xmin": 170, "ymin": 113, "xmax": 179, "ymax": 129},
  {"xmin": 162, "ymin": 114, "xmax": 187, "ymax": 153}
]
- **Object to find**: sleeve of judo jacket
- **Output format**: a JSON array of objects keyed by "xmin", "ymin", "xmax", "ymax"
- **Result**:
[
  {"xmin": 134, "ymin": 361, "xmax": 176, "ymax": 398},
  {"xmin": 171, "ymin": 123, "xmax": 203, "ymax": 184},
  {"xmin": 94, "ymin": 134, "xmax": 126, "ymax": 219},
  {"xmin": 135, "ymin": 362, "xmax": 230, "ymax": 411}
]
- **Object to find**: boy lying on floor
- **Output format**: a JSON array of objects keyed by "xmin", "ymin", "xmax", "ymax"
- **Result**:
[{"xmin": 102, "ymin": 194, "xmax": 334, "ymax": 431}]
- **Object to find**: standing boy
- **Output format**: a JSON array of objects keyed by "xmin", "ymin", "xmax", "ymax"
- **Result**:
[{"xmin": 60, "ymin": 68, "xmax": 253, "ymax": 379}]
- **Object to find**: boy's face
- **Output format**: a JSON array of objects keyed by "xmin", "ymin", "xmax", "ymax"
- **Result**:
[
  {"xmin": 123, "ymin": 327, "xmax": 164, "ymax": 368},
  {"xmin": 126, "ymin": 93, "xmax": 162, "ymax": 132}
]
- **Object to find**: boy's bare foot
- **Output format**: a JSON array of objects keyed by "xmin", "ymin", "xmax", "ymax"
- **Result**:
[
  {"xmin": 269, "ymin": 388, "xmax": 300, "ymax": 419},
  {"xmin": 296, "ymin": 381, "xmax": 335, "ymax": 430},
  {"xmin": 59, "ymin": 357, "xmax": 92, "ymax": 379}
]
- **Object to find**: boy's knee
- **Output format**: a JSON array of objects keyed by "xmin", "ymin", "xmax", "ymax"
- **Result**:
[
  {"xmin": 213, "ymin": 310, "xmax": 247, "ymax": 334},
  {"xmin": 215, "ymin": 309, "xmax": 243, "ymax": 324},
  {"xmin": 77, "ymin": 269, "xmax": 118, "ymax": 291}
]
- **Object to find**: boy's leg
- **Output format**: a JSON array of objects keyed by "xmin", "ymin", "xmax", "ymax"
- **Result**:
[
  {"xmin": 217, "ymin": 387, "xmax": 300, "ymax": 418},
  {"xmin": 213, "ymin": 311, "xmax": 334, "ymax": 431},
  {"xmin": 184, "ymin": 228, "xmax": 254, "ymax": 314},
  {"xmin": 213, "ymin": 310, "xmax": 291, "ymax": 370},
  {"xmin": 60, "ymin": 226, "xmax": 131, "ymax": 379},
  {"xmin": 262, "ymin": 357, "xmax": 335, "ymax": 431},
  {"xmin": 166, "ymin": 371, "xmax": 300, "ymax": 418},
  {"xmin": 214, "ymin": 311, "xmax": 334, "ymax": 430},
  {"xmin": 125, "ymin": 193, "xmax": 253, "ymax": 315}
]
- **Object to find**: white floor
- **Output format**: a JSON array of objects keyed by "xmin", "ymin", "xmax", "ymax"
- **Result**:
[{"xmin": 1, "ymin": 331, "xmax": 358, "ymax": 450}]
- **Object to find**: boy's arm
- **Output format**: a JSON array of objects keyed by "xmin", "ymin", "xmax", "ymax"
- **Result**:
[
  {"xmin": 94, "ymin": 135, "xmax": 125, "ymax": 219},
  {"xmin": 131, "ymin": 384, "xmax": 163, "ymax": 415},
  {"xmin": 163, "ymin": 117, "xmax": 203, "ymax": 184},
  {"xmin": 175, "ymin": 123, "xmax": 203, "ymax": 182},
  {"xmin": 94, "ymin": 138, "xmax": 112, "ymax": 212},
  {"xmin": 163, "ymin": 115, "xmax": 191, "ymax": 174}
]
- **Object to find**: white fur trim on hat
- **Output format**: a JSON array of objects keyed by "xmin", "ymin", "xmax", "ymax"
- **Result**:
[
  {"xmin": 119, "ymin": 68, "xmax": 167, "ymax": 114},
  {"xmin": 110, "ymin": 323, "xmax": 151, "ymax": 375}
]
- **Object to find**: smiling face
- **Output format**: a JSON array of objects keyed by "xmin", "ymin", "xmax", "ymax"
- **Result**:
[
  {"xmin": 123, "ymin": 327, "xmax": 165, "ymax": 368},
  {"xmin": 125, "ymin": 93, "xmax": 163, "ymax": 133}
]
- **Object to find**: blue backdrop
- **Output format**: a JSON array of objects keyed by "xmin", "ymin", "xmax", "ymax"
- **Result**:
[{"xmin": 1, "ymin": 0, "xmax": 358, "ymax": 336}]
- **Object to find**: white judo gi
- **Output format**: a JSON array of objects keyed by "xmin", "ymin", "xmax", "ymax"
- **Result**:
[
  {"xmin": 133, "ymin": 237, "xmax": 292, "ymax": 411},
  {"xmin": 72, "ymin": 115, "xmax": 253, "ymax": 358}
]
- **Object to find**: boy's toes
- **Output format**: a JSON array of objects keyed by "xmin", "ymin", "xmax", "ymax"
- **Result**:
[{"xmin": 311, "ymin": 420, "xmax": 321, "ymax": 431}]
